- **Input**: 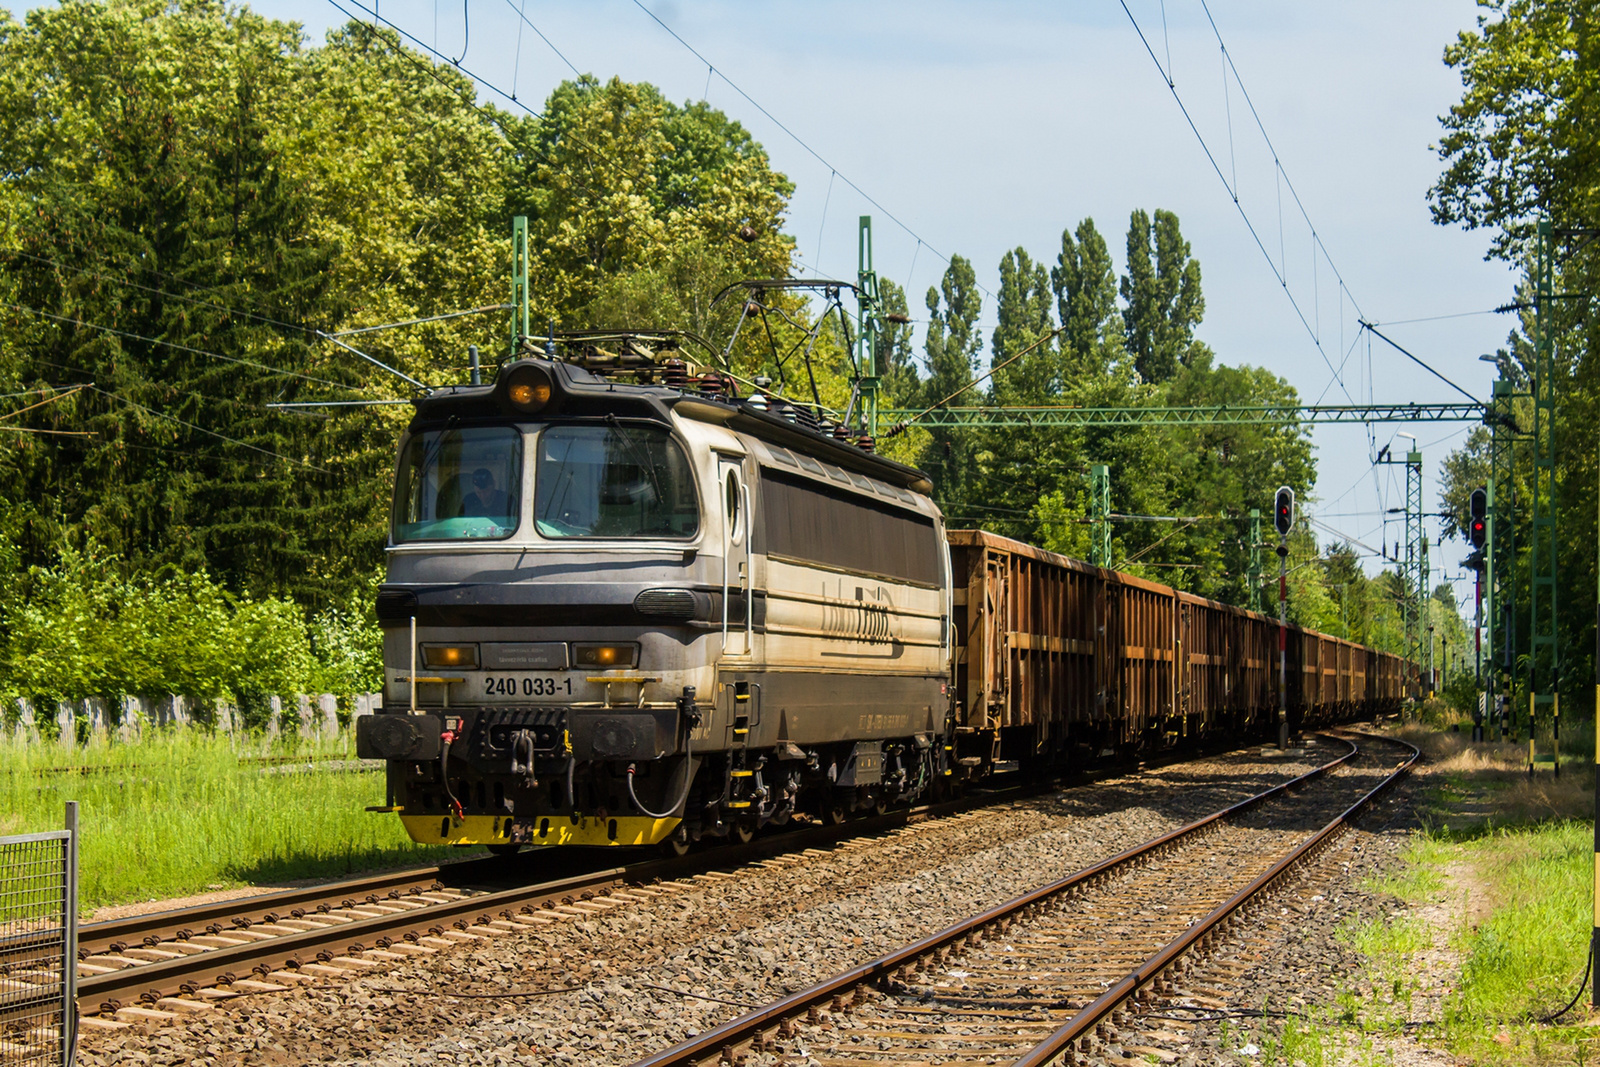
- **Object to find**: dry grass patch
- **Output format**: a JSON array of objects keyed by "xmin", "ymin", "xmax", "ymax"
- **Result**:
[{"xmin": 1392, "ymin": 722, "xmax": 1593, "ymax": 828}]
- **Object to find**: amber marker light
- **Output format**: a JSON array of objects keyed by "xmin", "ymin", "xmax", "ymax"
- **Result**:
[
  {"xmin": 421, "ymin": 644, "xmax": 480, "ymax": 669},
  {"xmin": 508, "ymin": 379, "xmax": 550, "ymax": 408},
  {"xmin": 497, "ymin": 361, "xmax": 554, "ymax": 415},
  {"xmin": 572, "ymin": 643, "xmax": 638, "ymax": 669}
]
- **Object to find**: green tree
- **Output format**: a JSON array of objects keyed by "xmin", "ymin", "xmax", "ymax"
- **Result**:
[
  {"xmin": 1051, "ymin": 217, "xmax": 1121, "ymax": 375},
  {"xmin": 1121, "ymin": 209, "xmax": 1204, "ymax": 384},
  {"xmin": 918, "ymin": 256, "xmax": 983, "ymax": 515},
  {"xmin": 0, "ymin": 0, "xmax": 370, "ymax": 604},
  {"xmin": 506, "ymin": 77, "xmax": 793, "ymax": 337},
  {"xmin": 1429, "ymin": 0, "xmax": 1600, "ymax": 260}
]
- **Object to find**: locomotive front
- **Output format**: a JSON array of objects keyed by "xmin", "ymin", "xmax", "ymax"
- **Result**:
[{"xmin": 357, "ymin": 358, "xmax": 726, "ymax": 851}]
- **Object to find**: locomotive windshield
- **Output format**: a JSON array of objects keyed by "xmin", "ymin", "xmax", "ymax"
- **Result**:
[
  {"xmin": 392, "ymin": 425, "xmax": 523, "ymax": 542},
  {"xmin": 535, "ymin": 425, "xmax": 699, "ymax": 539}
]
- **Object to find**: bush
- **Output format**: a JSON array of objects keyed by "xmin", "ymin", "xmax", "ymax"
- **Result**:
[{"xmin": 0, "ymin": 545, "xmax": 383, "ymax": 725}]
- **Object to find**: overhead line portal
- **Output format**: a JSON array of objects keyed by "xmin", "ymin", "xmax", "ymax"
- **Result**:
[{"xmin": 880, "ymin": 402, "xmax": 1487, "ymax": 431}]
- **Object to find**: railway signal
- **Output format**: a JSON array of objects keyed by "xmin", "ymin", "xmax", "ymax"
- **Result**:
[
  {"xmin": 1273, "ymin": 487, "xmax": 1293, "ymax": 749},
  {"xmin": 1466, "ymin": 486, "xmax": 1489, "ymax": 741}
]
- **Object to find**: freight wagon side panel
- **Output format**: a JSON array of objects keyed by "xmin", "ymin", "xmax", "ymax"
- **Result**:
[
  {"xmin": 1112, "ymin": 574, "xmax": 1175, "ymax": 746},
  {"xmin": 946, "ymin": 530, "xmax": 1100, "ymax": 742},
  {"xmin": 1177, "ymin": 595, "xmax": 1226, "ymax": 738}
]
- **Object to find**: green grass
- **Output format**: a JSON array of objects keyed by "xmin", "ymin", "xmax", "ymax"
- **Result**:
[
  {"xmin": 0, "ymin": 731, "xmax": 459, "ymax": 912},
  {"xmin": 1442, "ymin": 820, "xmax": 1598, "ymax": 1064},
  {"xmin": 1308, "ymin": 820, "xmax": 1599, "ymax": 1065}
]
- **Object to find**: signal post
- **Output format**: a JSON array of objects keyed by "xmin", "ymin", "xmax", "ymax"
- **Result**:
[
  {"xmin": 1275, "ymin": 487, "xmax": 1294, "ymax": 749},
  {"xmin": 1468, "ymin": 487, "xmax": 1487, "ymax": 741}
]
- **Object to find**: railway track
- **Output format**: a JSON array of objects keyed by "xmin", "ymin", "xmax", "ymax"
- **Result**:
[
  {"xmin": 627, "ymin": 730, "xmax": 1416, "ymax": 1067},
  {"xmin": 61, "ymin": 784, "xmax": 1045, "ymax": 1024},
  {"xmin": 50, "ymin": 730, "xmax": 1257, "ymax": 1025}
]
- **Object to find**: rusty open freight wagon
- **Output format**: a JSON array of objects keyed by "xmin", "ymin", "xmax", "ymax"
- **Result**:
[{"xmin": 946, "ymin": 530, "xmax": 1407, "ymax": 768}]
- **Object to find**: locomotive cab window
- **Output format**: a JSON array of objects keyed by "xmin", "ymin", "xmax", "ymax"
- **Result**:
[
  {"xmin": 393, "ymin": 426, "xmax": 523, "ymax": 543},
  {"xmin": 725, "ymin": 470, "xmax": 743, "ymax": 545},
  {"xmin": 534, "ymin": 425, "xmax": 699, "ymax": 539}
]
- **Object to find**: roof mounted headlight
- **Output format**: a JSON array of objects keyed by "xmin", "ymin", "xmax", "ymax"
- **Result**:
[{"xmin": 497, "ymin": 360, "xmax": 554, "ymax": 415}]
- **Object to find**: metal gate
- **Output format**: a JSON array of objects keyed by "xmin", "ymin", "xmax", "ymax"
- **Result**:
[{"xmin": 0, "ymin": 803, "xmax": 77, "ymax": 1067}]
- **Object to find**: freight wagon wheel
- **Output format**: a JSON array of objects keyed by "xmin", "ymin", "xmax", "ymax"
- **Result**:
[
  {"xmin": 486, "ymin": 844, "xmax": 522, "ymax": 858},
  {"xmin": 822, "ymin": 805, "xmax": 847, "ymax": 827}
]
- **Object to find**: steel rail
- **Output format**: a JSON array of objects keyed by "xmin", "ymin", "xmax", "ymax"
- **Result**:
[
  {"xmin": 626, "ymin": 735, "xmax": 1367, "ymax": 1067},
  {"xmin": 75, "ymin": 861, "xmax": 496, "ymax": 956},
  {"xmin": 57, "ymin": 730, "xmax": 1344, "ymax": 1022},
  {"xmin": 1011, "ymin": 731, "xmax": 1418, "ymax": 1066},
  {"xmin": 72, "ymin": 785, "xmax": 1034, "ymax": 1015},
  {"xmin": 67, "ymin": 731, "xmax": 1234, "ymax": 983},
  {"xmin": 76, "ymin": 867, "xmax": 627, "ymax": 1014}
]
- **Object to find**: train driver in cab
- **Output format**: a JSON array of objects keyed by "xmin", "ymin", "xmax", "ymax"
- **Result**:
[{"xmin": 461, "ymin": 467, "xmax": 511, "ymax": 518}]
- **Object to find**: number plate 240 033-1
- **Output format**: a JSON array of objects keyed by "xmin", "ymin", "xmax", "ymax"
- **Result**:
[{"xmin": 479, "ymin": 673, "xmax": 580, "ymax": 701}]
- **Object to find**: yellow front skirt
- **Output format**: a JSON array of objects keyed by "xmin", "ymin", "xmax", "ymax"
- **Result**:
[{"xmin": 400, "ymin": 812, "xmax": 680, "ymax": 847}]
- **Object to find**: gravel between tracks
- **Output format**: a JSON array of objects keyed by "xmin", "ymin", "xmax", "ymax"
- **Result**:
[{"xmin": 78, "ymin": 742, "xmax": 1408, "ymax": 1067}]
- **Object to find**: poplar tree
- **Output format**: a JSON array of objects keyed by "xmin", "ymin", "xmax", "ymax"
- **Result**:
[
  {"xmin": 1121, "ymin": 209, "xmax": 1204, "ymax": 384},
  {"xmin": 918, "ymin": 256, "xmax": 982, "ymax": 517}
]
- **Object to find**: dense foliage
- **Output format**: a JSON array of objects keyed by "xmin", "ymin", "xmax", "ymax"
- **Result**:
[
  {"xmin": 1430, "ymin": 0, "xmax": 1600, "ymax": 708},
  {"xmin": 0, "ymin": 0, "xmax": 1434, "ymax": 722}
]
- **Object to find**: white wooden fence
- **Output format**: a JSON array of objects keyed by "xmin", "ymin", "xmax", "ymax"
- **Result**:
[{"xmin": 2, "ymin": 694, "xmax": 381, "ymax": 744}]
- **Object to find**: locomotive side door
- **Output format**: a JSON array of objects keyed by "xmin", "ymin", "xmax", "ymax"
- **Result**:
[{"xmin": 717, "ymin": 454, "xmax": 751, "ymax": 659}]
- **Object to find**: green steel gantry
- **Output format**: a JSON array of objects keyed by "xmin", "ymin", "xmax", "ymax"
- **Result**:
[
  {"xmin": 1088, "ymin": 464, "xmax": 1112, "ymax": 568},
  {"xmin": 1248, "ymin": 509, "xmax": 1263, "ymax": 613},
  {"xmin": 855, "ymin": 216, "xmax": 884, "ymax": 438},
  {"xmin": 878, "ymin": 402, "xmax": 1485, "ymax": 429}
]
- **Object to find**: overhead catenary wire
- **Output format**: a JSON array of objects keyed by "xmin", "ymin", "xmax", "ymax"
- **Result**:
[
  {"xmin": 1, "ymin": 300, "xmax": 351, "ymax": 390},
  {"xmin": 1, "ymin": 247, "xmax": 318, "ymax": 339},
  {"xmin": 890, "ymin": 324, "xmax": 1066, "ymax": 430},
  {"xmin": 1121, "ymin": 517, "xmax": 1200, "ymax": 566},
  {"xmin": 88, "ymin": 386, "xmax": 328, "ymax": 472},
  {"xmin": 329, "ymin": 304, "xmax": 512, "ymax": 337},
  {"xmin": 1358, "ymin": 320, "xmax": 1482, "ymax": 404},
  {"xmin": 0, "ymin": 383, "xmax": 90, "ymax": 423},
  {"xmin": 1118, "ymin": 0, "xmax": 1357, "ymax": 406},
  {"xmin": 498, "ymin": 0, "xmax": 580, "ymax": 78},
  {"xmin": 626, "ymin": 0, "xmax": 995, "ymax": 303},
  {"xmin": 1368, "ymin": 308, "xmax": 1503, "ymax": 327},
  {"xmin": 1306, "ymin": 516, "xmax": 1387, "ymax": 559},
  {"xmin": 2, "ymin": 247, "xmax": 491, "ymax": 390}
]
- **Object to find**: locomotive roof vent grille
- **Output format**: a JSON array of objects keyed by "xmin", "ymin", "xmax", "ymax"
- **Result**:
[{"xmin": 634, "ymin": 588, "xmax": 697, "ymax": 619}]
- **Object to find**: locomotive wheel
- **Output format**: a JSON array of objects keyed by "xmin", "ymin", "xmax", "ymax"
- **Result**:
[
  {"xmin": 823, "ymin": 805, "xmax": 847, "ymax": 826},
  {"xmin": 660, "ymin": 828, "xmax": 692, "ymax": 858},
  {"xmin": 486, "ymin": 844, "xmax": 522, "ymax": 858},
  {"xmin": 728, "ymin": 818, "xmax": 756, "ymax": 845}
]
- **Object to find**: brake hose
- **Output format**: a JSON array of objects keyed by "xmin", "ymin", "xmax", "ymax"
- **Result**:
[
  {"xmin": 625, "ymin": 749, "xmax": 696, "ymax": 820},
  {"xmin": 439, "ymin": 729, "xmax": 465, "ymax": 822}
]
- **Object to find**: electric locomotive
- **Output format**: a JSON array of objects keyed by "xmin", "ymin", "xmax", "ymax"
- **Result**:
[{"xmin": 355, "ymin": 347, "xmax": 954, "ymax": 855}]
